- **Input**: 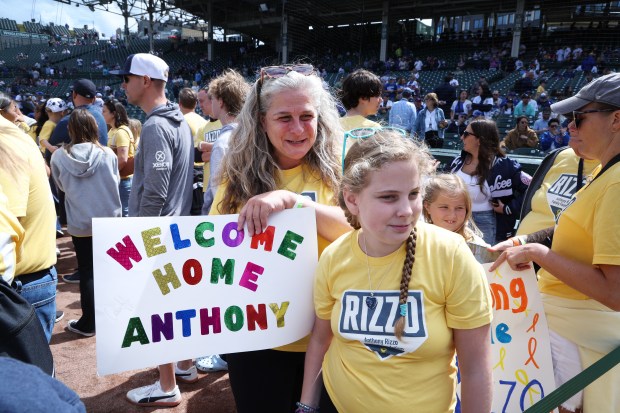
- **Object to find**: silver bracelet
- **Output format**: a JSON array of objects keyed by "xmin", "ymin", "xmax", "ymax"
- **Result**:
[{"xmin": 295, "ymin": 401, "xmax": 320, "ymax": 412}]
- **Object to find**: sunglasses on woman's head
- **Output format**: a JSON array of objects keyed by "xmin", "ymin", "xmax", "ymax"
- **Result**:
[
  {"xmin": 572, "ymin": 108, "xmax": 617, "ymax": 128},
  {"xmin": 256, "ymin": 64, "xmax": 316, "ymax": 96},
  {"xmin": 259, "ymin": 64, "xmax": 315, "ymax": 84},
  {"xmin": 342, "ymin": 127, "xmax": 407, "ymax": 173}
]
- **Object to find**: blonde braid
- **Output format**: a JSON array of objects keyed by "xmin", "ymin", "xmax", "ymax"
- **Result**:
[{"xmin": 394, "ymin": 228, "xmax": 417, "ymax": 340}]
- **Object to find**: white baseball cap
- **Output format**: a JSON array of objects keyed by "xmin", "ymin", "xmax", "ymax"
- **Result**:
[
  {"xmin": 46, "ymin": 98, "xmax": 68, "ymax": 113},
  {"xmin": 110, "ymin": 53, "xmax": 169, "ymax": 82}
]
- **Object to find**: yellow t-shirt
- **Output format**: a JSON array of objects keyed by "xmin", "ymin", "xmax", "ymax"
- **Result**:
[
  {"xmin": 16, "ymin": 121, "xmax": 30, "ymax": 133},
  {"xmin": 339, "ymin": 115, "xmax": 380, "ymax": 132},
  {"xmin": 197, "ymin": 120, "xmax": 223, "ymax": 191},
  {"xmin": 315, "ymin": 224, "xmax": 493, "ymax": 412},
  {"xmin": 0, "ymin": 186, "xmax": 24, "ymax": 284},
  {"xmin": 27, "ymin": 126, "xmax": 37, "ymax": 143},
  {"xmin": 210, "ymin": 163, "xmax": 338, "ymax": 351},
  {"xmin": 518, "ymin": 149, "xmax": 599, "ymax": 235},
  {"xmin": 539, "ymin": 162, "xmax": 620, "ymax": 299},
  {"xmin": 108, "ymin": 125, "xmax": 135, "ymax": 179},
  {"xmin": 184, "ymin": 111, "xmax": 208, "ymax": 167},
  {"xmin": 37, "ymin": 120, "xmax": 57, "ymax": 154},
  {"xmin": 0, "ymin": 117, "xmax": 56, "ymax": 275}
]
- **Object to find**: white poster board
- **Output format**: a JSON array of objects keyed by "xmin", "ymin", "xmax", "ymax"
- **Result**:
[
  {"xmin": 474, "ymin": 262, "xmax": 557, "ymax": 413},
  {"xmin": 93, "ymin": 208, "xmax": 318, "ymax": 376}
]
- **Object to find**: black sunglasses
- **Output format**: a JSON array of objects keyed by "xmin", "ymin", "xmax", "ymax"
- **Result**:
[
  {"xmin": 572, "ymin": 109, "xmax": 617, "ymax": 128},
  {"xmin": 462, "ymin": 131, "xmax": 476, "ymax": 139},
  {"xmin": 123, "ymin": 75, "xmax": 131, "ymax": 84}
]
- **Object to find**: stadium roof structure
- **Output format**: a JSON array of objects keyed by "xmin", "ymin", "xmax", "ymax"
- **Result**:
[{"xmin": 173, "ymin": 0, "xmax": 589, "ymax": 41}]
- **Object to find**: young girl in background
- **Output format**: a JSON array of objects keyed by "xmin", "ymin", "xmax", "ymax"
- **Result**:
[
  {"xmin": 423, "ymin": 173, "xmax": 493, "ymax": 262},
  {"xmin": 299, "ymin": 131, "xmax": 493, "ymax": 413},
  {"xmin": 128, "ymin": 118, "xmax": 142, "ymax": 148}
]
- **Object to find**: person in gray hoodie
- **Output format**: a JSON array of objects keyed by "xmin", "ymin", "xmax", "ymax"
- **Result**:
[{"xmin": 51, "ymin": 108, "xmax": 121, "ymax": 337}]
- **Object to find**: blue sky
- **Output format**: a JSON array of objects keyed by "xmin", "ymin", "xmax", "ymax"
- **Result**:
[{"xmin": 1, "ymin": 0, "xmax": 130, "ymax": 38}]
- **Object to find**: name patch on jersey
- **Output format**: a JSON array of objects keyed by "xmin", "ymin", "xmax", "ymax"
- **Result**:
[
  {"xmin": 489, "ymin": 174, "xmax": 513, "ymax": 198},
  {"xmin": 546, "ymin": 173, "xmax": 582, "ymax": 222},
  {"xmin": 338, "ymin": 290, "xmax": 428, "ymax": 360}
]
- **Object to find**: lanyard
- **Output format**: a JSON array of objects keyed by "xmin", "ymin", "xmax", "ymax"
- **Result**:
[{"xmin": 576, "ymin": 158, "xmax": 584, "ymax": 192}]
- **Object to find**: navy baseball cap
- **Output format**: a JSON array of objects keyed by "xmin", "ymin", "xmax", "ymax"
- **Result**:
[{"xmin": 72, "ymin": 79, "xmax": 97, "ymax": 98}]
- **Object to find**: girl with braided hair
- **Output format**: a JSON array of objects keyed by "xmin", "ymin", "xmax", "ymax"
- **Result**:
[{"xmin": 298, "ymin": 130, "xmax": 493, "ymax": 413}]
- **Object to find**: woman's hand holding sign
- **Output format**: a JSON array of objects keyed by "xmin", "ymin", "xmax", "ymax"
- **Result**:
[
  {"xmin": 488, "ymin": 242, "xmax": 549, "ymax": 272},
  {"xmin": 237, "ymin": 190, "xmax": 296, "ymax": 237}
]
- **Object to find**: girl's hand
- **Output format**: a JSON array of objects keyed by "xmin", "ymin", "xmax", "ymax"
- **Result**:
[
  {"xmin": 237, "ymin": 190, "xmax": 296, "ymax": 236},
  {"xmin": 487, "ymin": 239, "xmax": 514, "ymax": 253}
]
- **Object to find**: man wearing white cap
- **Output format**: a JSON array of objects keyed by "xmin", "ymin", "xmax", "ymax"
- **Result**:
[{"xmin": 112, "ymin": 53, "xmax": 193, "ymax": 407}]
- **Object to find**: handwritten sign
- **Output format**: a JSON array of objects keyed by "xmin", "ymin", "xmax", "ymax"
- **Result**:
[
  {"xmin": 92, "ymin": 209, "xmax": 318, "ymax": 376},
  {"xmin": 464, "ymin": 262, "xmax": 557, "ymax": 412}
]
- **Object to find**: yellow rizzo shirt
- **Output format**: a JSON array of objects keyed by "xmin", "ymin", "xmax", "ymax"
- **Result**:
[
  {"xmin": 210, "ymin": 163, "xmax": 338, "ymax": 351},
  {"xmin": 539, "ymin": 162, "xmax": 620, "ymax": 299},
  {"xmin": 184, "ymin": 111, "xmax": 208, "ymax": 167},
  {"xmin": 0, "ymin": 186, "xmax": 24, "ymax": 284},
  {"xmin": 517, "ymin": 148, "xmax": 599, "ymax": 235},
  {"xmin": 0, "ymin": 117, "xmax": 56, "ymax": 275},
  {"xmin": 197, "ymin": 120, "xmax": 223, "ymax": 191},
  {"xmin": 339, "ymin": 115, "xmax": 380, "ymax": 132},
  {"xmin": 315, "ymin": 224, "xmax": 492, "ymax": 412},
  {"xmin": 37, "ymin": 120, "xmax": 57, "ymax": 154}
]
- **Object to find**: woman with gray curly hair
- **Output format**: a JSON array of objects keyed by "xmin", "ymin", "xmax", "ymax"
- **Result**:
[{"xmin": 209, "ymin": 64, "xmax": 351, "ymax": 412}]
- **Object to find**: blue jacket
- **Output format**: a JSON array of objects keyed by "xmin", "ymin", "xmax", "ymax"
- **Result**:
[
  {"xmin": 539, "ymin": 131, "xmax": 570, "ymax": 152},
  {"xmin": 450, "ymin": 154, "xmax": 531, "ymax": 241},
  {"xmin": 414, "ymin": 107, "xmax": 446, "ymax": 139},
  {"xmin": 388, "ymin": 100, "xmax": 417, "ymax": 132}
]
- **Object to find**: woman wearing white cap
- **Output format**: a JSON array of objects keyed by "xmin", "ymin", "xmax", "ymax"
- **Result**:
[
  {"xmin": 490, "ymin": 72, "xmax": 620, "ymax": 413},
  {"xmin": 39, "ymin": 98, "xmax": 68, "ymax": 155}
]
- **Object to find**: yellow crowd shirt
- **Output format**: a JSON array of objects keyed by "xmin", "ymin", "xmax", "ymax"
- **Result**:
[
  {"xmin": 0, "ymin": 117, "xmax": 56, "ymax": 275},
  {"xmin": 37, "ymin": 120, "xmax": 57, "ymax": 154},
  {"xmin": 184, "ymin": 111, "xmax": 208, "ymax": 167},
  {"xmin": 339, "ymin": 115, "xmax": 380, "ymax": 132},
  {"xmin": 16, "ymin": 121, "xmax": 30, "ymax": 134},
  {"xmin": 197, "ymin": 120, "xmax": 223, "ymax": 191},
  {"xmin": 518, "ymin": 148, "xmax": 599, "ymax": 235},
  {"xmin": 108, "ymin": 125, "xmax": 135, "ymax": 179},
  {"xmin": 210, "ymin": 163, "xmax": 338, "ymax": 351},
  {"xmin": 315, "ymin": 224, "xmax": 493, "ymax": 412},
  {"xmin": 0, "ymin": 186, "xmax": 24, "ymax": 284},
  {"xmin": 539, "ymin": 162, "xmax": 620, "ymax": 299}
]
